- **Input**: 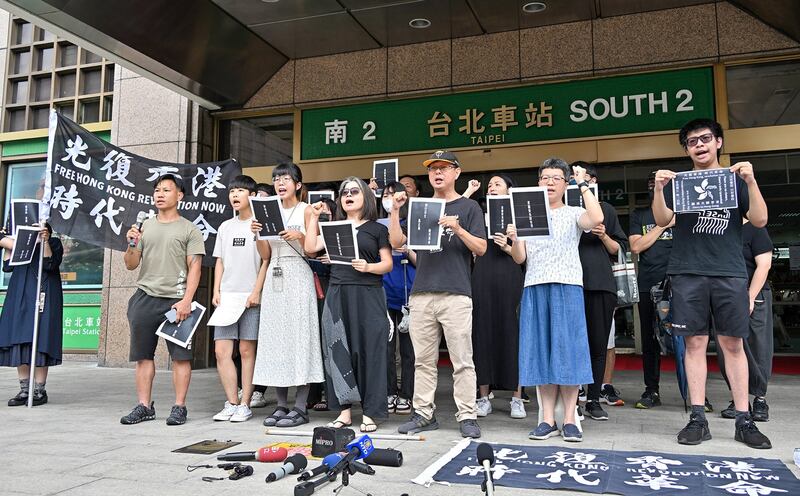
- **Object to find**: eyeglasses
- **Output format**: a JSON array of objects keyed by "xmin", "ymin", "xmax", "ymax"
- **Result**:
[
  {"xmin": 272, "ymin": 175, "xmax": 293, "ymax": 184},
  {"xmin": 539, "ymin": 175, "xmax": 566, "ymax": 183},
  {"xmin": 427, "ymin": 165, "xmax": 457, "ymax": 173},
  {"xmin": 341, "ymin": 187, "xmax": 361, "ymax": 197},
  {"xmin": 685, "ymin": 133, "xmax": 715, "ymax": 148}
]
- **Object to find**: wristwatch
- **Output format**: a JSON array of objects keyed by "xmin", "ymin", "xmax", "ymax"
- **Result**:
[{"xmin": 578, "ymin": 181, "xmax": 591, "ymax": 190}]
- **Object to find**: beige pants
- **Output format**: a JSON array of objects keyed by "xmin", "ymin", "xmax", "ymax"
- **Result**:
[{"xmin": 408, "ymin": 292, "xmax": 477, "ymax": 422}]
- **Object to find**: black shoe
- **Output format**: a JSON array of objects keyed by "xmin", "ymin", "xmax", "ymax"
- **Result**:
[
  {"xmin": 735, "ymin": 418, "xmax": 771, "ymax": 449},
  {"xmin": 397, "ymin": 411, "xmax": 439, "ymax": 434},
  {"xmin": 31, "ymin": 390, "xmax": 47, "ymax": 406},
  {"xmin": 120, "ymin": 402, "xmax": 156, "ymax": 424},
  {"xmin": 600, "ymin": 384, "xmax": 624, "ymax": 406},
  {"xmin": 704, "ymin": 397, "xmax": 713, "ymax": 413},
  {"xmin": 520, "ymin": 388, "xmax": 530, "ymax": 403},
  {"xmin": 752, "ymin": 397, "xmax": 769, "ymax": 422},
  {"xmin": 585, "ymin": 400, "xmax": 608, "ymax": 420},
  {"xmin": 8, "ymin": 391, "xmax": 29, "ymax": 407},
  {"xmin": 635, "ymin": 390, "xmax": 661, "ymax": 409},
  {"xmin": 459, "ymin": 419, "xmax": 481, "ymax": 438},
  {"xmin": 166, "ymin": 405, "xmax": 188, "ymax": 425},
  {"xmin": 677, "ymin": 413, "xmax": 711, "ymax": 445},
  {"xmin": 720, "ymin": 400, "xmax": 737, "ymax": 419}
]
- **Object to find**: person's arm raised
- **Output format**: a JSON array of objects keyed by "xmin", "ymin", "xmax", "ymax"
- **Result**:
[
  {"xmin": 388, "ymin": 191, "xmax": 408, "ymax": 249},
  {"xmin": 652, "ymin": 169, "xmax": 676, "ymax": 227}
]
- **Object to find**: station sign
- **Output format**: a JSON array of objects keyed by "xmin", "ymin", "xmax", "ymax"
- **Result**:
[{"xmin": 301, "ymin": 67, "xmax": 714, "ymax": 160}]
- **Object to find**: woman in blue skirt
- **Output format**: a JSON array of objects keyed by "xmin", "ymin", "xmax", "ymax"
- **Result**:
[{"xmin": 509, "ymin": 158, "xmax": 603, "ymax": 442}]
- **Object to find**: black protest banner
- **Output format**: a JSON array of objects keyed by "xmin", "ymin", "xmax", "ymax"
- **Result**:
[{"xmin": 43, "ymin": 112, "xmax": 240, "ymax": 266}]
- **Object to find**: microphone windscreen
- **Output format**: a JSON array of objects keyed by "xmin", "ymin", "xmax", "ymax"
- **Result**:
[
  {"xmin": 363, "ymin": 448, "xmax": 403, "ymax": 467},
  {"xmin": 256, "ymin": 446, "xmax": 288, "ymax": 462},
  {"xmin": 476, "ymin": 443, "xmax": 495, "ymax": 465},
  {"xmin": 135, "ymin": 211, "xmax": 147, "ymax": 225},
  {"xmin": 288, "ymin": 454, "xmax": 308, "ymax": 472},
  {"xmin": 322, "ymin": 453, "xmax": 343, "ymax": 467}
]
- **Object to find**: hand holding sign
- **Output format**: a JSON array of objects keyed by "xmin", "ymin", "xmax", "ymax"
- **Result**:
[
  {"xmin": 506, "ymin": 224, "xmax": 518, "ymax": 242},
  {"xmin": 653, "ymin": 169, "xmax": 676, "ymax": 191},
  {"xmin": 438, "ymin": 215, "xmax": 461, "ymax": 233},
  {"xmin": 351, "ymin": 259, "xmax": 369, "ymax": 272},
  {"xmin": 172, "ymin": 298, "xmax": 192, "ymax": 323},
  {"xmin": 730, "ymin": 161, "xmax": 755, "ymax": 185}
]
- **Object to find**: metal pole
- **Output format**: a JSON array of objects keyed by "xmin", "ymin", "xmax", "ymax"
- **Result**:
[
  {"xmin": 26, "ymin": 229, "xmax": 46, "ymax": 409},
  {"xmin": 264, "ymin": 428, "xmax": 425, "ymax": 442}
]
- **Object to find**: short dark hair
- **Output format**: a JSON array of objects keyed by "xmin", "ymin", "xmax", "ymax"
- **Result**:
[
  {"xmin": 272, "ymin": 162, "xmax": 303, "ymax": 199},
  {"xmin": 570, "ymin": 161, "xmax": 597, "ymax": 179},
  {"xmin": 489, "ymin": 173, "xmax": 515, "ymax": 190},
  {"xmin": 383, "ymin": 180, "xmax": 406, "ymax": 195},
  {"xmin": 538, "ymin": 158, "xmax": 570, "ymax": 181},
  {"xmin": 335, "ymin": 176, "xmax": 378, "ymax": 222},
  {"xmin": 679, "ymin": 118, "xmax": 724, "ymax": 158},
  {"xmin": 154, "ymin": 173, "xmax": 184, "ymax": 193},
  {"xmin": 256, "ymin": 182, "xmax": 273, "ymax": 195},
  {"xmin": 399, "ymin": 175, "xmax": 421, "ymax": 192},
  {"xmin": 228, "ymin": 174, "xmax": 257, "ymax": 193}
]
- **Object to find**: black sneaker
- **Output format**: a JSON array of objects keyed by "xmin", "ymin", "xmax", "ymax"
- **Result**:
[
  {"xmin": 397, "ymin": 412, "xmax": 439, "ymax": 434},
  {"xmin": 677, "ymin": 413, "xmax": 711, "ymax": 445},
  {"xmin": 635, "ymin": 390, "xmax": 661, "ymax": 409},
  {"xmin": 31, "ymin": 390, "xmax": 48, "ymax": 406},
  {"xmin": 120, "ymin": 402, "xmax": 156, "ymax": 424},
  {"xmin": 704, "ymin": 398, "xmax": 713, "ymax": 413},
  {"xmin": 600, "ymin": 384, "xmax": 624, "ymax": 406},
  {"xmin": 459, "ymin": 419, "xmax": 481, "ymax": 438},
  {"xmin": 752, "ymin": 397, "xmax": 769, "ymax": 422},
  {"xmin": 520, "ymin": 388, "xmax": 530, "ymax": 403},
  {"xmin": 585, "ymin": 400, "xmax": 608, "ymax": 420},
  {"xmin": 720, "ymin": 400, "xmax": 737, "ymax": 419},
  {"xmin": 166, "ymin": 405, "xmax": 188, "ymax": 425},
  {"xmin": 8, "ymin": 391, "xmax": 29, "ymax": 407},
  {"xmin": 735, "ymin": 418, "xmax": 771, "ymax": 449}
]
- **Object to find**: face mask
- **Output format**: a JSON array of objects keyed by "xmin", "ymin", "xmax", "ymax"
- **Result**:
[
  {"xmin": 382, "ymin": 199, "xmax": 394, "ymax": 212},
  {"xmin": 319, "ymin": 213, "xmax": 330, "ymax": 223}
]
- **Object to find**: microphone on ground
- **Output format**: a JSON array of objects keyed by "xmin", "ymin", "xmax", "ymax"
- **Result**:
[
  {"xmin": 217, "ymin": 446, "xmax": 288, "ymax": 463},
  {"xmin": 266, "ymin": 454, "xmax": 308, "ymax": 483}
]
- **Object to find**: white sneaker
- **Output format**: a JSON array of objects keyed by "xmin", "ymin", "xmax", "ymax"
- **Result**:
[
  {"xmin": 250, "ymin": 391, "xmax": 267, "ymax": 408},
  {"xmin": 510, "ymin": 397, "xmax": 527, "ymax": 419},
  {"xmin": 213, "ymin": 401, "xmax": 238, "ymax": 421},
  {"xmin": 230, "ymin": 404, "xmax": 253, "ymax": 422},
  {"xmin": 476, "ymin": 397, "xmax": 492, "ymax": 417}
]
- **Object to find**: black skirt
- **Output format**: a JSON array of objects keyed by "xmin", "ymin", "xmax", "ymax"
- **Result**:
[{"xmin": 322, "ymin": 284, "xmax": 389, "ymax": 420}]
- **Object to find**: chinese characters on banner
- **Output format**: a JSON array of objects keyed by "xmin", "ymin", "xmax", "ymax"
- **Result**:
[
  {"xmin": 419, "ymin": 441, "xmax": 800, "ymax": 496},
  {"xmin": 44, "ymin": 112, "xmax": 241, "ymax": 266}
]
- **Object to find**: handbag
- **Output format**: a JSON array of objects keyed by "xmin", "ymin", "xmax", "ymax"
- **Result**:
[{"xmin": 612, "ymin": 250, "xmax": 639, "ymax": 307}]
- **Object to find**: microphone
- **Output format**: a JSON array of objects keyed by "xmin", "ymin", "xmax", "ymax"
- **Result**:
[
  {"xmin": 217, "ymin": 447, "xmax": 287, "ymax": 463},
  {"xmin": 298, "ymin": 453, "xmax": 342, "ymax": 481},
  {"xmin": 129, "ymin": 211, "xmax": 147, "ymax": 247},
  {"xmin": 266, "ymin": 454, "xmax": 307, "ymax": 483},
  {"xmin": 326, "ymin": 435, "xmax": 375, "ymax": 477},
  {"xmin": 363, "ymin": 448, "xmax": 403, "ymax": 467},
  {"xmin": 476, "ymin": 443, "xmax": 495, "ymax": 496}
]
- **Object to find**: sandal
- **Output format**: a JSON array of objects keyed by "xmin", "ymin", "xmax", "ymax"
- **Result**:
[
  {"xmin": 263, "ymin": 406, "xmax": 289, "ymax": 427},
  {"xmin": 359, "ymin": 422, "xmax": 378, "ymax": 433},
  {"xmin": 326, "ymin": 419, "xmax": 352, "ymax": 429},
  {"xmin": 313, "ymin": 399, "xmax": 329, "ymax": 412},
  {"xmin": 275, "ymin": 407, "xmax": 309, "ymax": 428}
]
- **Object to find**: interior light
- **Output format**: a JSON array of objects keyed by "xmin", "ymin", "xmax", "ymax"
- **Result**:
[
  {"xmin": 409, "ymin": 18, "xmax": 431, "ymax": 29},
  {"xmin": 522, "ymin": 2, "xmax": 547, "ymax": 13}
]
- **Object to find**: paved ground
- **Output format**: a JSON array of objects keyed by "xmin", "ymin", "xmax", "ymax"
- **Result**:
[{"xmin": 1, "ymin": 362, "xmax": 798, "ymax": 496}]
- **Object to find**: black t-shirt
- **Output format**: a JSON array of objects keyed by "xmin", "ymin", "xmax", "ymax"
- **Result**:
[
  {"xmin": 411, "ymin": 197, "xmax": 485, "ymax": 298},
  {"xmin": 629, "ymin": 207, "xmax": 673, "ymax": 291},
  {"xmin": 579, "ymin": 202, "xmax": 628, "ymax": 294},
  {"xmin": 330, "ymin": 220, "xmax": 390, "ymax": 286},
  {"xmin": 742, "ymin": 222, "xmax": 773, "ymax": 291},
  {"xmin": 664, "ymin": 175, "xmax": 750, "ymax": 278}
]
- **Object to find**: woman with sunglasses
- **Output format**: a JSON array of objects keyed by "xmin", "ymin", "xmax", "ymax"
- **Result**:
[
  {"xmin": 251, "ymin": 162, "xmax": 324, "ymax": 428},
  {"xmin": 305, "ymin": 177, "xmax": 393, "ymax": 433},
  {"xmin": 510, "ymin": 158, "xmax": 603, "ymax": 443}
]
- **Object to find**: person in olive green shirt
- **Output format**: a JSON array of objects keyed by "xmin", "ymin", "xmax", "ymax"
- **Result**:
[{"xmin": 120, "ymin": 174, "xmax": 205, "ymax": 426}]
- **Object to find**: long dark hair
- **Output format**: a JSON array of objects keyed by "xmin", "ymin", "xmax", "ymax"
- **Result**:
[{"xmin": 335, "ymin": 176, "xmax": 378, "ymax": 222}]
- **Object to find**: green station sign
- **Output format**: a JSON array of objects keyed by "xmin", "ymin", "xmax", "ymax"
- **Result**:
[
  {"xmin": 301, "ymin": 67, "xmax": 714, "ymax": 160},
  {"xmin": 62, "ymin": 305, "xmax": 101, "ymax": 350}
]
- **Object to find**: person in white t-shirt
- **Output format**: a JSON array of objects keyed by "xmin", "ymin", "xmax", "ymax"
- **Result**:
[{"xmin": 210, "ymin": 175, "xmax": 268, "ymax": 422}]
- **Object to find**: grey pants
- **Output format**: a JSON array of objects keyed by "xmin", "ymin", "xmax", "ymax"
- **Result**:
[{"xmin": 717, "ymin": 288, "xmax": 773, "ymax": 397}]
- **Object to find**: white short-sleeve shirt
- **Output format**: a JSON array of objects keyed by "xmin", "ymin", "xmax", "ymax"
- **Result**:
[
  {"xmin": 213, "ymin": 216, "xmax": 262, "ymax": 293},
  {"xmin": 523, "ymin": 205, "xmax": 585, "ymax": 287}
]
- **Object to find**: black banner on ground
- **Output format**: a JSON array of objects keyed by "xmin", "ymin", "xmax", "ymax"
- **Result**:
[{"xmin": 43, "ymin": 111, "xmax": 241, "ymax": 266}]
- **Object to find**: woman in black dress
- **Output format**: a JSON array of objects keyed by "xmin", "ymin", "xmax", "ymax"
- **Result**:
[
  {"xmin": 0, "ymin": 223, "xmax": 64, "ymax": 406},
  {"xmin": 470, "ymin": 174, "xmax": 526, "ymax": 418}
]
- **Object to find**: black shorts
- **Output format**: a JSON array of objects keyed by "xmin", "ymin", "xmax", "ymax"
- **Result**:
[
  {"xmin": 670, "ymin": 274, "xmax": 749, "ymax": 338},
  {"xmin": 127, "ymin": 289, "xmax": 194, "ymax": 361}
]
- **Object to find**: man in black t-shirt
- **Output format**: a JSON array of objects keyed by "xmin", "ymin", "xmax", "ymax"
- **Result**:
[
  {"xmin": 717, "ymin": 222, "xmax": 774, "ymax": 422},
  {"xmin": 629, "ymin": 171, "xmax": 674, "ymax": 409},
  {"xmin": 652, "ymin": 118, "xmax": 770, "ymax": 449},
  {"xmin": 388, "ymin": 150, "xmax": 487, "ymax": 439}
]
